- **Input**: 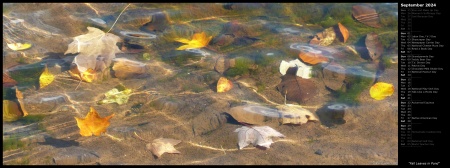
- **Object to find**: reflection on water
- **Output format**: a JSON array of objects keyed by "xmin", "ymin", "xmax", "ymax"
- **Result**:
[{"xmin": 3, "ymin": 3, "xmax": 398, "ymax": 165}]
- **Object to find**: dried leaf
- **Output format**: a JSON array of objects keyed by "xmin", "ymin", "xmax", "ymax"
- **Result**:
[
  {"xmin": 336, "ymin": 23, "xmax": 349, "ymax": 43},
  {"xmin": 3, "ymin": 100, "xmax": 24, "ymax": 122},
  {"xmin": 217, "ymin": 77, "xmax": 233, "ymax": 93},
  {"xmin": 68, "ymin": 67, "xmax": 96, "ymax": 83},
  {"xmin": 298, "ymin": 50, "xmax": 329, "ymax": 65},
  {"xmin": 276, "ymin": 74, "xmax": 318, "ymax": 104},
  {"xmin": 234, "ymin": 126, "xmax": 285, "ymax": 149},
  {"xmin": 7, "ymin": 42, "xmax": 32, "ymax": 51},
  {"xmin": 3, "ymin": 72, "xmax": 18, "ymax": 87},
  {"xmin": 39, "ymin": 65, "xmax": 55, "ymax": 89},
  {"xmin": 65, "ymin": 27, "xmax": 122, "ymax": 75},
  {"xmin": 370, "ymin": 82, "xmax": 394, "ymax": 100},
  {"xmin": 74, "ymin": 107, "xmax": 115, "ymax": 136},
  {"xmin": 175, "ymin": 32, "xmax": 212, "ymax": 50},
  {"xmin": 146, "ymin": 138, "xmax": 181, "ymax": 158},
  {"xmin": 15, "ymin": 86, "xmax": 28, "ymax": 117},
  {"xmin": 98, "ymin": 88, "xmax": 132, "ymax": 105},
  {"xmin": 352, "ymin": 5, "xmax": 381, "ymax": 28},
  {"xmin": 365, "ymin": 32, "xmax": 383, "ymax": 61}
]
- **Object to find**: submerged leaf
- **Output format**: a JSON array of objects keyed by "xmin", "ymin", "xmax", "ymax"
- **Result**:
[
  {"xmin": 39, "ymin": 65, "xmax": 55, "ymax": 89},
  {"xmin": 98, "ymin": 88, "xmax": 132, "ymax": 105},
  {"xmin": 276, "ymin": 74, "xmax": 318, "ymax": 104},
  {"xmin": 234, "ymin": 126, "xmax": 285, "ymax": 149},
  {"xmin": 298, "ymin": 50, "xmax": 329, "ymax": 65},
  {"xmin": 336, "ymin": 23, "xmax": 349, "ymax": 43},
  {"xmin": 3, "ymin": 100, "xmax": 24, "ymax": 122},
  {"xmin": 7, "ymin": 42, "xmax": 32, "ymax": 51},
  {"xmin": 217, "ymin": 77, "xmax": 233, "ymax": 93},
  {"xmin": 175, "ymin": 32, "xmax": 212, "ymax": 50},
  {"xmin": 365, "ymin": 32, "xmax": 383, "ymax": 61},
  {"xmin": 74, "ymin": 107, "xmax": 115, "ymax": 136},
  {"xmin": 370, "ymin": 82, "xmax": 394, "ymax": 100},
  {"xmin": 15, "ymin": 86, "xmax": 28, "ymax": 117},
  {"xmin": 68, "ymin": 66, "xmax": 96, "ymax": 83},
  {"xmin": 146, "ymin": 138, "xmax": 181, "ymax": 158}
]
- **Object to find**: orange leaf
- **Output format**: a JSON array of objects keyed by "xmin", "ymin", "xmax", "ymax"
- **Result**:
[
  {"xmin": 298, "ymin": 51, "xmax": 329, "ymax": 65},
  {"xmin": 337, "ymin": 23, "xmax": 349, "ymax": 43},
  {"xmin": 175, "ymin": 32, "xmax": 212, "ymax": 50},
  {"xmin": 370, "ymin": 82, "xmax": 394, "ymax": 100},
  {"xmin": 217, "ymin": 77, "xmax": 233, "ymax": 93},
  {"xmin": 75, "ymin": 107, "xmax": 115, "ymax": 136},
  {"xmin": 68, "ymin": 67, "xmax": 96, "ymax": 83}
]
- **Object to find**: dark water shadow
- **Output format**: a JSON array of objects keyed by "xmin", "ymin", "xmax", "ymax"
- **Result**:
[
  {"xmin": 355, "ymin": 35, "xmax": 370, "ymax": 60},
  {"xmin": 208, "ymin": 81, "xmax": 218, "ymax": 92},
  {"xmin": 38, "ymin": 136, "xmax": 79, "ymax": 148}
]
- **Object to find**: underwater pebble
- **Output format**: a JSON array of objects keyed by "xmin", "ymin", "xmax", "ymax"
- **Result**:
[
  {"xmin": 315, "ymin": 149, "xmax": 323, "ymax": 155},
  {"xmin": 89, "ymin": 18, "xmax": 106, "ymax": 25},
  {"xmin": 120, "ymin": 31, "xmax": 157, "ymax": 39}
]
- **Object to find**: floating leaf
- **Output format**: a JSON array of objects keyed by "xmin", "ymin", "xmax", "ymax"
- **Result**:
[
  {"xmin": 65, "ymin": 27, "xmax": 122, "ymax": 76},
  {"xmin": 370, "ymin": 82, "xmax": 394, "ymax": 100},
  {"xmin": 39, "ymin": 65, "xmax": 55, "ymax": 89},
  {"xmin": 3, "ymin": 100, "xmax": 24, "ymax": 122},
  {"xmin": 15, "ymin": 86, "xmax": 28, "ymax": 117},
  {"xmin": 3, "ymin": 72, "xmax": 18, "ymax": 87},
  {"xmin": 7, "ymin": 42, "xmax": 32, "ymax": 51},
  {"xmin": 98, "ymin": 88, "xmax": 132, "ymax": 105},
  {"xmin": 279, "ymin": 59, "xmax": 312, "ymax": 79},
  {"xmin": 234, "ymin": 126, "xmax": 285, "ymax": 150},
  {"xmin": 365, "ymin": 32, "xmax": 383, "ymax": 61},
  {"xmin": 335, "ymin": 23, "xmax": 349, "ymax": 43},
  {"xmin": 310, "ymin": 27, "xmax": 336, "ymax": 46},
  {"xmin": 217, "ymin": 77, "xmax": 233, "ymax": 93},
  {"xmin": 276, "ymin": 74, "xmax": 318, "ymax": 104},
  {"xmin": 298, "ymin": 50, "xmax": 329, "ymax": 65},
  {"xmin": 352, "ymin": 5, "xmax": 381, "ymax": 28},
  {"xmin": 146, "ymin": 138, "xmax": 181, "ymax": 158},
  {"xmin": 175, "ymin": 32, "xmax": 212, "ymax": 50},
  {"xmin": 74, "ymin": 107, "xmax": 115, "ymax": 136},
  {"xmin": 68, "ymin": 66, "xmax": 96, "ymax": 83}
]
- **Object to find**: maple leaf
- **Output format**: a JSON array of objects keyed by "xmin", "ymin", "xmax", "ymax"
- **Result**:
[
  {"xmin": 146, "ymin": 138, "xmax": 182, "ymax": 158},
  {"xmin": 97, "ymin": 88, "xmax": 132, "ymax": 105},
  {"xmin": 234, "ymin": 126, "xmax": 285, "ymax": 150},
  {"xmin": 74, "ymin": 107, "xmax": 115, "ymax": 136},
  {"xmin": 174, "ymin": 32, "xmax": 212, "ymax": 50}
]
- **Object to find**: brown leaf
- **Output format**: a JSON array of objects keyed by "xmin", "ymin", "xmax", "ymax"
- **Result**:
[
  {"xmin": 365, "ymin": 32, "xmax": 383, "ymax": 61},
  {"xmin": 335, "ymin": 23, "xmax": 349, "ymax": 43},
  {"xmin": 276, "ymin": 74, "xmax": 318, "ymax": 104},
  {"xmin": 352, "ymin": 5, "xmax": 381, "ymax": 28},
  {"xmin": 298, "ymin": 50, "xmax": 329, "ymax": 65}
]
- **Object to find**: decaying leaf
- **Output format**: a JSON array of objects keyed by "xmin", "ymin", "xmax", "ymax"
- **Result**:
[
  {"xmin": 7, "ymin": 42, "xmax": 32, "ymax": 51},
  {"xmin": 65, "ymin": 27, "xmax": 122, "ymax": 78},
  {"xmin": 15, "ymin": 86, "xmax": 28, "ymax": 117},
  {"xmin": 276, "ymin": 74, "xmax": 318, "ymax": 104},
  {"xmin": 68, "ymin": 66, "xmax": 96, "ymax": 83},
  {"xmin": 370, "ymin": 82, "xmax": 394, "ymax": 100},
  {"xmin": 74, "ymin": 107, "xmax": 115, "ymax": 136},
  {"xmin": 365, "ymin": 32, "xmax": 383, "ymax": 61},
  {"xmin": 175, "ymin": 32, "xmax": 212, "ymax": 50},
  {"xmin": 234, "ymin": 126, "xmax": 285, "ymax": 150},
  {"xmin": 146, "ymin": 138, "xmax": 182, "ymax": 158},
  {"xmin": 276, "ymin": 104, "xmax": 318, "ymax": 125},
  {"xmin": 98, "ymin": 87, "xmax": 132, "ymax": 105},
  {"xmin": 310, "ymin": 27, "xmax": 336, "ymax": 46},
  {"xmin": 217, "ymin": 77, "xmax": 233, "ymax": 93},
  {"xmin": 298, "ymin": 50, "xmax": 329, "ymax": 65},
  {"xmin": 39, "ymin": 65, "xmax": 55, "ymax": 89},
  {"xmin": 352, "ymin": 5, "xmax": 381, "ymax": 28},
  {"xmin": 279, "ymin": 59, "xmax": 312, "ymax": 79},
  {"xmin": 335, "ymin": 23, "xmax": 349, "ymax": 43},
  {"xmin": 3, "ymin": 100, "xmax": 24, "ymax": 122},
  {"xmin": 3, "ymin": 72, "xmax": 18, "ymax": 87}
]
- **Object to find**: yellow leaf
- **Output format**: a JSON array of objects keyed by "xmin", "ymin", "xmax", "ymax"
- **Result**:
[
  {"xmin": 39, "ymin": 65, "xmax": 55, "ymax": 89},
  {"xmin": 217, "ymin": 77, "xmax": 233, "ymax": 93},
  {"xmin": 370, "ymin": 82, "xmax": 395, "ymax": 100},
  {"xmin": 175, "ymin": 32, "xmax": 212, "ymax": 50},
  {"xmin": 7, "ymin": 43, "xmax": 32, "ymax": 51},
  {"xmin": 15, "ymin": 86, "xmax": 28, "ymax": 117},
  {"xmin": 68, "ymin": 68, "xmax": 96, "ymax": 83},
  {"xmin": 3, "ymin": 100, "xmax": 24, "ymax": 122},
  {"xmin": 74, "ymin": 107, "xmax": 115, "ymax": 136}
]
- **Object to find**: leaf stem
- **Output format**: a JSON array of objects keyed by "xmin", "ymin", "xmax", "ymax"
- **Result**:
[{"xmin": 106, "ymin": 3, "xmax": 131, "ymax": 34}]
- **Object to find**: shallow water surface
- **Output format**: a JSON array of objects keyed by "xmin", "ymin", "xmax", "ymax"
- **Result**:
[{"xmin": 3, "ymin": 3, "xmax": 398, "ymax": 165}]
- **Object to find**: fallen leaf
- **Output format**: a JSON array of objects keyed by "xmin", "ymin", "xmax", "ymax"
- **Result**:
[
  {"xmin": 39, "ymin": 65, "xmax": 55, "ymax": 89},
  {"xmin": 276, "ymin": 74, "xmax": 318, "ymax": 104},
  {"xmin": 279, "ymin": 59, "xmax": 312, "ymax": 79},
  {"xmin": 15, "ymin": 86, "xmax": 28, "ymax": 117},
  {"xmin": 3, "ymin": 100, "xmax": 24, "ymax": 122},
  {"xmin": 7, "ymin": 42, "xmax": 32, "ymax": 51},
  {"xmin": 3, "ymin": 72, "xmax": 18, "ymax": 87},
  {"xmin": 146, "ymin": 138, "xmax": 181, "ymax": 158},
  {"xmin": 65, "ymin": 27, "xmax": 122, "ymax": 77},
  {"xmin": 217, "ymin": 77, "xmax": 233, "ymax": 93},
  {"xmin": 98, "ymin": 87, "xmax": 132, "ymax": 105},
  {"xmin": 276, "ymin": 104, "xmax": 318, "ymax": 125},
  {"xmin": 298, "ymin": 50, "xmax": 329, "ymax": 65},
  {"xmin": 352, "ymin": 5, "xmax": 381, "ymax": 28},
  {"xmin": 74, "ymin": 107, "xmax": 115, "ymax": 136},
  {"xmin": 370, "ymin": 82, "xmax": 394, "ymax": 100},
  {"xmin": 175, "ymin": 32, "xmax": 212, "ymax": 50},
  {"xmin": 335, "ymin": 23, "xmax": 349, "ymax": 43},
  {"xmin": 365, "ymin": 32, "xmax": 383, "ymax": 61},
  {"xmin": 234, "ymin": 126, "xmax": 285, "ymax": 150},
  {"xmin": 68, "ymin": 66, "xmax": 96, "ymax": 83}
]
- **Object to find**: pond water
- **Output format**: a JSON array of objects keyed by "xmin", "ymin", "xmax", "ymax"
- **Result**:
[{"xmin": 3, "ymin": 3, "xmax": 398, "ymax": 165}]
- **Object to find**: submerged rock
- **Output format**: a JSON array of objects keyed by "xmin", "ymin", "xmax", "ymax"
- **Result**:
[
  {"xmin": 322, "ymin": 62, "xmax": 346, "ymax": 91},
  {"xmin": 140, "ymin": 12, "xmax": 170, "ymax": 32},
  {"xmin": 52, "ymin": 147, "xmax": 100, "ymax": 165}
]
